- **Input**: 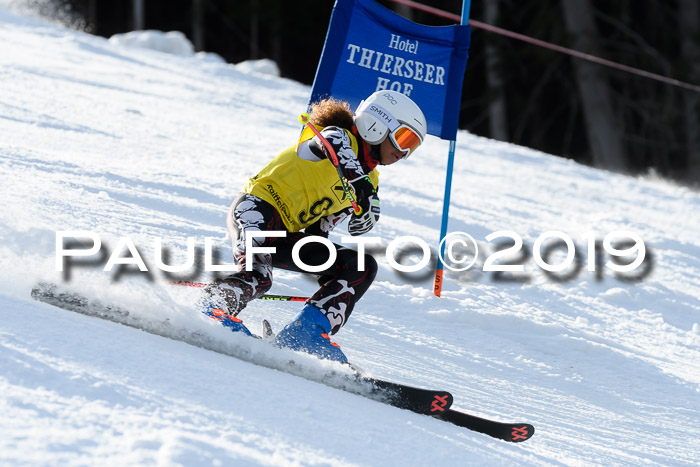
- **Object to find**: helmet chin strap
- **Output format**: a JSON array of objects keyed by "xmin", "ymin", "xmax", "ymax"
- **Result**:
[
  {"xmin": 352, "ymin": 124, "xmax": 380, "ymax": 169},
  {"xmin": 369, "ymin": 144, "xmax": 382, "ymax": 164}
]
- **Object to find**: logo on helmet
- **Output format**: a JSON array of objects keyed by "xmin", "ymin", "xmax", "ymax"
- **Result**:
[
  {"xmin": 383, "ymin": 92, "xmax": 398, "ymax": 105},
  {"xmin": 368, "ymin": 104, "xmax": 394, "ymax": 125}
]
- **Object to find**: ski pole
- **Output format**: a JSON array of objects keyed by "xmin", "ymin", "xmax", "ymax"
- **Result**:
[
  {"xmin": 169, "ymin": 280, "xmax": 309, "ymax": 302},
  {"xmin": 298, "ymin": 113, "xmax": 362, "ymax": 215}
]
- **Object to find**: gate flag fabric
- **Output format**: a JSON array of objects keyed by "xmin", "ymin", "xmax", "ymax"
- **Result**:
[{"xmin": 309, "ymin": 0, "xmax": 471, "ymax": 141}]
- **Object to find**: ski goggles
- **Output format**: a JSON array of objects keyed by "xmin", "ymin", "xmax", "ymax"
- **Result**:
[{"xmin": 389, "ymin": 124, "xmax": 423, "ymax": 158}]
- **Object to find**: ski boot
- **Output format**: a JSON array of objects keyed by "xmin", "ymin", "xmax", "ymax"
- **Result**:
[
  {"xmin": 201, "ymin": 303, "xmax": 252, "ymax": 336},
  {"xmin": 200, "ymin": 279, "xmax": 252, "ymax": 336},
  {"xmin": 273, "ymin": 303, "xmax": 348, "ymax": 363}
]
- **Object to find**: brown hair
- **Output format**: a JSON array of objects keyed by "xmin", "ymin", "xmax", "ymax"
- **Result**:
[{"xmin": 309, "ymin": 97, "xmax": 355, "ymax": 130}]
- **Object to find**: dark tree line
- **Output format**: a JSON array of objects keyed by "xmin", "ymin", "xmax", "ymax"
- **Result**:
[{"xmin": 40, "ymin": 0, "xmax": 700, "ymax": 184}]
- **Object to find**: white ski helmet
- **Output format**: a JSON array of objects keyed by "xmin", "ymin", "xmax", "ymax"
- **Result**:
[{"xmin": 354, "ymin": 90, "xmax": 427, "ymax": 158}]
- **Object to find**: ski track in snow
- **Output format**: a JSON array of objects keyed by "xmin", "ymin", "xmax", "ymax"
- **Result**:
[{"xmin": 1, "ymin": 5, "xmax": 700, "ymax": 466}]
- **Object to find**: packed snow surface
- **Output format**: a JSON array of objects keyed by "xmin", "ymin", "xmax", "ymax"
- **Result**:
[{"xmin": 1, "ymin": 5, "xmax": 699, "ymax": 466}]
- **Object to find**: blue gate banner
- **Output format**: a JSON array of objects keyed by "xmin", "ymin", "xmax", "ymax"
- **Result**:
[{"xmin": 310, "ymin": 0, "xmax": 471, "ymax": 141}]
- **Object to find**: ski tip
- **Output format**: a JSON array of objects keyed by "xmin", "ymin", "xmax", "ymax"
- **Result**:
[
  {"xmin": 439, "ymin": 409, "xmax": 535, "ymax": 442},
  {"xmin": 427, "ymin": 392, "xmax": 453, "ymax": 415},
  {"xmin": 508, "ymin": 424, "xmax": 535, "ymax": 442}
]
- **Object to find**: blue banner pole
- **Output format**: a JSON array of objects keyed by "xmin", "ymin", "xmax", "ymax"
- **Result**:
[
  {"xmin": 433, "ymin": 140, "xmax": 456, "ymax": 296},
  {"xmin": 433, "ymin": 0, "xmax": 471, "ymax": 297},
  {"xmin": 461, "ymin": 0, "xmax": 472, "ymax": 24}
]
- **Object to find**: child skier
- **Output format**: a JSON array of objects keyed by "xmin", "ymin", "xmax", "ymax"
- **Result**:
[{"xmin": 201, "ymin": 90, "xmax": 427, "ymax": 363}]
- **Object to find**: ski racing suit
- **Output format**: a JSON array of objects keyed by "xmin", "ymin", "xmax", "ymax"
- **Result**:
[{"xmin": 223, "ymin": 124, "xmax": 380, "ymax": 334}]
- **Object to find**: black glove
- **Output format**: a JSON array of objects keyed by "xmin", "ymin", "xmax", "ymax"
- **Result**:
[
  {"xmin": 350, "ymin": 177, "xmax": 376, "ymax": 215},
  {"xmin": 348, "ymin": 177, "xmax": 380, "ymax": 236}
]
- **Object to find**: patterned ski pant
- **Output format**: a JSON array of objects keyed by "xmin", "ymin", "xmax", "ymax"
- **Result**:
[{"xmin": 224, "ymin": 193, "xmax": 377, "ymax": 334}]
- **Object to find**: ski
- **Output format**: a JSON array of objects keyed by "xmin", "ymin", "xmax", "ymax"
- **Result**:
[
  {"xmin": 30, "ymin": 283, "xmax": 451, "ymax": 417},
  {"xmin": 31, "ymin": 282, "xmax": 534, "ymax": 441},
  {"xmin": 439, "ymin": 409, "xmax": 535, "ymax": 442}
]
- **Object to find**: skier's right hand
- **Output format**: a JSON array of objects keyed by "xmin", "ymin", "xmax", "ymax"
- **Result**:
[
  {"xmin": 350, "ymin": 176, "xmax": 376, "ymax": 215},
  {"xmin": 348, "ymin": 195, "xmax": 379, "ymax": 235},
  {"xmin": 348, "ymin": 177, "xmax": 380, "ymax": 235}
]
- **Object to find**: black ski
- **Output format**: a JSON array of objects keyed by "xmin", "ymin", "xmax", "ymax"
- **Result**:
[
  {"xmin": 31, "ymin": 282, "xmax": 534, "ymax": 441},
  {"xmin": 30, "ymin": 283, "xmax": 451, "ymax": 417},
  {"xmin": 364, "ymin": 377, "xmax": 452, "ymax": 416},
  {"xmin": 258, "ymin": 317, "xmax": 452, "ymax": 416}
]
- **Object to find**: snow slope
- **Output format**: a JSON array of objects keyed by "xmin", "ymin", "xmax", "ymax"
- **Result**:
[{"xmin": 2, "ymin": 5, "xmax": 700, "ymax": 466}]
